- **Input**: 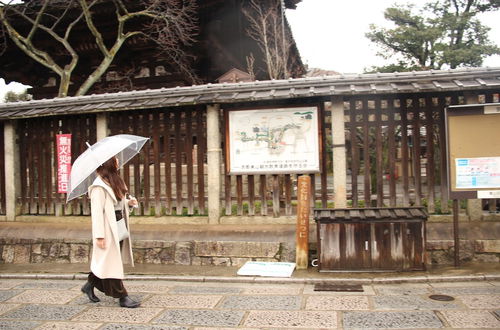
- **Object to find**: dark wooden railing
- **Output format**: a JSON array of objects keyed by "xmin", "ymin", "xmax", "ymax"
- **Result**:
[
  {"xmin": 12, "ymin": 90, "xmax": 499, "ymax": 217},
  {"xmin": 18, "ymin": 115, "xmax": 96, "ymax": 215},
  {"xmin": 109, "ymin": 107, "xmax": 207, "ymax": 216}
]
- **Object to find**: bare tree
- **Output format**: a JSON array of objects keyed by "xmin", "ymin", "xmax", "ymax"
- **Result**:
[
  {"xmin": 242, "ymin": 0, "xmax": 292, "ymax": 80},
  {"xmin": 245, "ymin": 52, "xmax": 255, "ymax": 81},
  {"xmin": 0, "ymin": 0, "xmax": 198, "ymax": 97}
]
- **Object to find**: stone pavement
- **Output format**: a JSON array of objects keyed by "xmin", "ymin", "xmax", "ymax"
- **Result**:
[{"xmin": 0, "ymin": 264, "xmax": 499, "ymax": 329}]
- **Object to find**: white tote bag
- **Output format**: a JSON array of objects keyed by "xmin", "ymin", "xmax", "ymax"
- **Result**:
[{"xmin": 116, "ymin": 218, "xmax": 129, "ymax": 241}]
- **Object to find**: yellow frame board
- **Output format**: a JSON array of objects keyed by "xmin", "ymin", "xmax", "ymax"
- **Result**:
[{"xmin": 446, "ymin": 103, "xmax": 500, "ymax": 199}]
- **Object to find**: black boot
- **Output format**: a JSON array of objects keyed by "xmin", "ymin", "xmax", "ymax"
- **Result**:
[
  {"xmin": 119, "ymin": 296, "xmax": 140, "ymax": 308},
  {"xmin": 81, "ymin": 281, "xmax": 100, "ymax": 303}
]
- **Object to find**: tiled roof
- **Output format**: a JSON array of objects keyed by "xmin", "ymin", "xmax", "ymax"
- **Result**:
[
  {"xmin": 0, "ymin": 67, "xmax": 499, "ymax": 120},
  {"xmin": 313, "ymin": 207, "xmax": 429, "ymax": 222}
]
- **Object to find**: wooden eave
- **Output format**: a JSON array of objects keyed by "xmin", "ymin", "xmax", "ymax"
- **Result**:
[{"xmin": 0, "ymin": 67, "xmax": 499, "ymax": 120}]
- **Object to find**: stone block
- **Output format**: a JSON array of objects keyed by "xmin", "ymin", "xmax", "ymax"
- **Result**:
[
  {"xmin": 194, "ymin": 241, "xmax": 218, "ymax": 256},
  {"xmin": 191, "ymin": 256, "xmax": 203, "ymax": 265},
  {"xmin": 194, "ymin": 241, "xmax": 280, "ymax": 258},
  {"xmin": 466, "ymin": 199, "xmax": 483, "ymax": 221},
  {"xmin": 31, "ymin": 243, "xmax": 42, "ymax": 255},
  {"xmin": 429, "ymin": 251, "xmax": 453, "ymax": 265},
  {"xmin": 2, "ymin": 245, "xmax": 14, "ymax": 263},
  {"xmin": 212, "ymin": 257, "xmax": 231, "ymax": 266},
  {"xmin": 13, "ymin": 245, "xmax": 30, "ymax": 264},
  {"xmin": 132, "ymin": 250, "xmax": 145, "ymax": 264},
  {"xmin": 159, "ymin": 248, "xmax": 175, "ymax": 264},
  {"xmin": 69, "ymin": 244, "xmax": 90, "ymax": 263},
  {"xmin": 144, "ymin": 248, "xmax": 163, "ymax": 264},
  {"xmin": 200, "ymin": 257, "xmax": 212, "ymax": 266},
  {"xmin": 174, "ymin": 242, "xmax": 192, "ymax": 265},
  {"xmin": 426, "ymin": 240, "xmax": 454, "ymax": 250},
  {"xmin": 41, "ymin": 243, "xmax": 52, "ymax": 256},
  {"xmin": 280, "ymin": 243, "xmax": 295, "ymax": 262},
  {"xmin": 231, "ymin": 257, "xmax": 250, "ymax": 267},
  {"xmin": 133, "ymin": 240, "xmax": 167, "ymax": 249},
  {"xmin": 474, "ymin": 253, "xmax": 500, "ymax": 263},
  {"xmin": 56, "ymin": 243, "xmax": 71, "ymax": 257},
  {"xmin": 474, "ymin": 240, "xmax": 500, "ymax": 253},
  {"xmin": 31, "ymin": 255, "xmax": 44, "ymax": 263}
]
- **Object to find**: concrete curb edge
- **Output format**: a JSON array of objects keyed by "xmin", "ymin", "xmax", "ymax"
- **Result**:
[{"xmin": 1, "ymin": 273, "xmax": 499, "ymax": 284}]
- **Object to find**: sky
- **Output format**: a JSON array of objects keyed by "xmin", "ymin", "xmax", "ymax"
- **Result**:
[
  {"xmin": 286, "ymin": 0, "xmax": 500, "ymax": 73},
  {"xmin": 1, "ymin": 0, "xmax": 500, "ymax": 100}
]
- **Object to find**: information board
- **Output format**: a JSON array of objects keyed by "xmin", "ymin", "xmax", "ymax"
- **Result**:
[
  {"xmin": 446, "ymin": 103, "xmax": 500, "ymax": 199},
  {"xmin": 226, "ymin": 106, "xmax": 321, "ymax": 175}
]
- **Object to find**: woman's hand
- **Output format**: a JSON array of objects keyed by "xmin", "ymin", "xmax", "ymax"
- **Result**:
[
  {"xmin": 96, "ymin": 238, "xmax": 106, "ymax": 249},
  {"xmin": 128, "ymin": 196, "xmax": 138, "ymax": 208}
]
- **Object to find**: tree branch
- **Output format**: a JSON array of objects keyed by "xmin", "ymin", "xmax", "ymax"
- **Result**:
[{"xmin": 79, "ymin": 0, "xmax": 109, "ymax": 57}]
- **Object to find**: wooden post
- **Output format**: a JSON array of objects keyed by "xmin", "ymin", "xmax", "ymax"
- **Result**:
[
  {"xmin": 207, "ymin": 104, "xmax": 221, "ymax": 224},
  {"xmin": 4, "ymin": 121, "xmax": 20, "ymax": 221},
  {"xmin": 296, "ymin": 175, "xmax": 311, "ymax": 269},
  {"xmin": 453, "ymin": 199, "xmax": 460, "ymax": 267},
  {"xmin": 463, "ymin": 92, "xmax": 483, "ymax": 221},
  {"xmin": 96, "ymin": 113, "xmax": 108, "ymax": 141},
  {"xmin": 329, "ymin": 98, "xmax": 347, "ymax": 208}
]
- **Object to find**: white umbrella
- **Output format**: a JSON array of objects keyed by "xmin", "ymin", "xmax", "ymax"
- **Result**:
[{"xmin": 66, "ymin": 134, "xmax": 149, "ymax": 202}]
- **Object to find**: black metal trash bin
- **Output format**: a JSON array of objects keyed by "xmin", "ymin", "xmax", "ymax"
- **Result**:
[{"xmin": 313, "ymin": 207, "xmax": 428, "ymax": 272}]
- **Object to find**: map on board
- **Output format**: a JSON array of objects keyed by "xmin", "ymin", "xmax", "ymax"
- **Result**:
[{"xmin": 228, "ymin": 106, "xmax": 320, "ymax": 174}]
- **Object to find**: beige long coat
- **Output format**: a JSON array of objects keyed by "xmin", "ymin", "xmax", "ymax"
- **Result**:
[{"xmin": 88, "ymin": 176, "xmax": 134, "ymax": 279}]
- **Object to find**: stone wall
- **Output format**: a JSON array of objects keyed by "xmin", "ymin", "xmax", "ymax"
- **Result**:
[
  {"xmin": 427, "ymin": 240, "xmax": 500, "ymax": 264},
  {"xmin": 0, "ymin": 238, "xmax": 295, "ymax": 267},
  {"xmin": 1, "ymin": 237, "xmax": 498, "ymax": 267}
]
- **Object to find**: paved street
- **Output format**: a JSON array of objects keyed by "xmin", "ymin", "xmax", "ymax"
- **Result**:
[{"xmin": 0, "ymin": 275, "xmax": 499, "ymax": 329}]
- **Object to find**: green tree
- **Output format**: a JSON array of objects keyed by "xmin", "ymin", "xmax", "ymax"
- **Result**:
[{"xmin": 366, "ymin": 0, "xmax": 500, "ymax": 72}]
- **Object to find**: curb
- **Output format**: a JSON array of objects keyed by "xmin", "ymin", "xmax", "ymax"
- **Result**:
[{"xmin": 1, "ymin": 273, "xmax": 499, "ymax": 284}]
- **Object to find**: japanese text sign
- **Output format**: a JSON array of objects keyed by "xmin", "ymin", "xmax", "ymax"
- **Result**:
[{"xmin": 56, "ymin": 134, "xmax": 72, "ymax": 193}]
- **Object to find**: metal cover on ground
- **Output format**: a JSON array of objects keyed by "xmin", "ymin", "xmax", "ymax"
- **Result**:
[
  {"xmin": 428, "ymin": 294, "xmax": 455, "ymax": 301},
  {"xmin": 313, "ymin": 284, "xmax": 363, "ymax": 292}
]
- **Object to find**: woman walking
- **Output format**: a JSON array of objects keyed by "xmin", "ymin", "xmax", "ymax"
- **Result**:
[{"xmin": 80, "ymin": 156, "xmax": 140, "ymax": 308}]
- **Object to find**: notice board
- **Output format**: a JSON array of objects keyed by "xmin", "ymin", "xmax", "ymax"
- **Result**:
[{"xmin": 446, "ymin": 103, "xmax": 500, "ymax": 199}]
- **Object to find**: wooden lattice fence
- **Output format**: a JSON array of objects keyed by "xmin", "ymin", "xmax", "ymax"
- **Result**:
[
  {"xmin": 12, "ymin": 90, "xmax": 499, "ymax": 217},
  {"xmin": 18, "ymin": 115, "xmax": 96, "ymax": 215},
  {"xmin": 109, "ymin": 107, "xmax": 207, "ymax": 216}
]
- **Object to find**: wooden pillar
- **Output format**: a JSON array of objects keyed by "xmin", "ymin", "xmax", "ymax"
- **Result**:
[
  {"xmin": 329, "ymin": 97, "xmax": 347, "ymax": 208},
  {"xmin": 96, "ymin": 113, "xmax": 108, "ymax": 141},
  {"xmin": 4, "ymin": 121, "xmax": 20, "ymax": 221},
  {"xmin": 463, "ymin": 92, "xmax": 482, "ymax": 221},
  {"xmin": 207, "ymin": 104, "xmax": 221, "ymax": 224},
  {"xmin": 453, "ymin": 199, "xmax": 460, "ymax": 266},
  {"xmin": 296, "ymin": 175, "xmax": 311, "ymax": 269}
]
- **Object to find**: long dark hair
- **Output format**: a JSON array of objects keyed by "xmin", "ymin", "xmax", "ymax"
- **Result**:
[{"xmin": 96, "ymin": 157, "xmax": 128, "ymax": 201}]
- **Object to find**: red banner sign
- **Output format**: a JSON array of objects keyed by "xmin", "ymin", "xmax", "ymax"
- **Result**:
[{"xmin": 56, "ymin": 134, "xmax": 72, "ymax": 193}]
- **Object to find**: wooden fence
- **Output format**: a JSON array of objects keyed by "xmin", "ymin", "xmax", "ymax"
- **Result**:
[
  {"xmin": 18, "ymin": 115, "xmax": 96, "ymax": 215},
  {"xmin": 13, "ymin": 90, "xmax": 499, "ymax": 217},
  {"xmin": 109, "ymin": 107, "xmax": 207, "ymax": 216},
  {"xmin": 346, "ymin": 93, "xmax": 452, "ymax": 213}
]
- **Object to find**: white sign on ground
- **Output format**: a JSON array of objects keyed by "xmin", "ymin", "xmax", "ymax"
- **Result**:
[{"xmin": 237, "ymin": 261, "xmax": 296, "ymax": 277}]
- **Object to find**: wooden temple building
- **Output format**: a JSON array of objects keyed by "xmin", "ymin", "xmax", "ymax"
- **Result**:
[{"xmin": 0, "ymin": 0, "xmax": 305, "ymax": 99}]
